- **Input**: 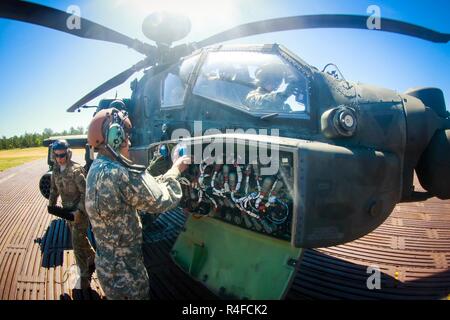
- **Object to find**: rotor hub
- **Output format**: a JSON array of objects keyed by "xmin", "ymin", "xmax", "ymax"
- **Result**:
[{"xmin": 142, "ymin": 11, "xmax": 191, "ymax": 46}]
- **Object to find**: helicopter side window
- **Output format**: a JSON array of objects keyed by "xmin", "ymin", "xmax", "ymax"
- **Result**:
[
  {"xmin": 161, "ymin": 54, "xmax": 199, "ymax": 108},
  {"xmin": 193, "ymin": 51, "xmax": 309, "ymax": 115}
]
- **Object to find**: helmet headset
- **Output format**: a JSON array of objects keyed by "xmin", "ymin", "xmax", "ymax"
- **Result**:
[
  {"xmin": 105, "ymin": 109, "xmax": 129, "ymax": 151},
  {"xmin": 88, "ymin": 107, "xmax": 145, "ymax": 172},
  {"xmin": 51, "ymin": 139, "xmax": 72, "ymax": 162}
]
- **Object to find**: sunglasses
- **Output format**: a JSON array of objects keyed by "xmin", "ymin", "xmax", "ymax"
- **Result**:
[{"xmin": 54, "ymin": 153, "xmax": 67, "ymax": 159}]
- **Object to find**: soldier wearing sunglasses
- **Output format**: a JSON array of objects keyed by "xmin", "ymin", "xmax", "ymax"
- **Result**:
[{"xmin": 49, "ymin": 139, "xmax": 96, "ymax": 291}]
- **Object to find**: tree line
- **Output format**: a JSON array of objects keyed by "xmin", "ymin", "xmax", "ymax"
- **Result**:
[{"xmin": 0, "ymin": 126, "xmax": 85, "ymax": 150}]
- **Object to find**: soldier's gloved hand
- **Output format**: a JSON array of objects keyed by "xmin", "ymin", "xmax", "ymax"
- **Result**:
[
  {"xmin": 147, "ymin": 154, "xmax": 171, "ymax": 176},
  {"xmin": 172, "ymin": 155, "xmax": 191, "ymax": 173},
  {"xmin": 283, "ymin": 82, "xmax": 299, "ymax": 97}
]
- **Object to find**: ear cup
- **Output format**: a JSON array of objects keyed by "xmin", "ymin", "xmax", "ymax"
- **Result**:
[
  {"xmin": 67, "ymin": 148, "xmax": 73, "ymax": 161},
  {"xmin": 107, "ymin": 123, "xmax": 125, "ymax": 150}
]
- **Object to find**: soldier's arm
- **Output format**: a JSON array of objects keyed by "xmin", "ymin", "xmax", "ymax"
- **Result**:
[
  {"xmin": 119, "ymin": 167, "xmax": 183, "ymax": 214},
  {"xmin": 246, "ymin": 91, "xmax": 287, "ymax": 110},
  {"xmin": 48, "ymin": 173, "xmax": 59, "ymax": 206},
  {"xmin": 74, "ymin": 168, "xmax": 87, "ymax": 213},
  {"xmin": 264, "ymin": 91, "xmax": 289, "ymax": 105}
]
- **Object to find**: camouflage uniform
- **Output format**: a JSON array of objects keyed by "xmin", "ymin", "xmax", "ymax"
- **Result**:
[
  {"xmin": 49, "ymin": 160, "xmax": 96, "ymax": 285},
  {"xmin": 245, "ymin": 87, "xmax": 291, "ymax": 112},
  {"xmin": 85, "ymin": 154, "xmax": 182, "ymax": 300}
]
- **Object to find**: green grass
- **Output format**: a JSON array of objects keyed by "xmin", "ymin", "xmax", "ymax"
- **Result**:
[
  {"xmin": 0, "ymin": 147, "xmax": 48, "ymax": 172},
  {"xmin": 0, "ymin": 157, "xmax": 42, "ymax": 171},
  {"xmin": 0, "ymin": 147, "xmax": 85, "ymax": 172}
]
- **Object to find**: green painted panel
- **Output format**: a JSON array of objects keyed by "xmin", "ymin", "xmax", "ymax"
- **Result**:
[{"xmin": 171, "ymin": 215, "xmax": 303, "ymax": 299}]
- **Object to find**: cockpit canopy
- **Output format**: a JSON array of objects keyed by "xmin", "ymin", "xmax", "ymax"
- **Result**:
[{"xmin": 160, "ymin": 45, "xmax": 311, "ymax": 117}]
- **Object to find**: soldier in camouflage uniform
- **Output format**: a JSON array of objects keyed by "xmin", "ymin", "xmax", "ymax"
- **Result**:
[
  {"xmin": 245, "ymin": 63, "xmax": 297, "ymax": 112},
  {"xmin": 84, "ymin": 107, "xmax": 189, "ymax": 300},
  {"xmin": 48, "ymin": 139, "xmax": 96, "ymax": 290}
]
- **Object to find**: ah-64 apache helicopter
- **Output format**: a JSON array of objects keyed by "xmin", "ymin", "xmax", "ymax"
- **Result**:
[{"xmin": 2, "ymin": 0, "xmax": 449, "ymax": 299}]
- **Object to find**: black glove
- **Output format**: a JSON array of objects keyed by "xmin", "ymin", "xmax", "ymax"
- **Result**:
[
  {"xmin": 47, "ymin": 205, "xmax": 75, "ymax": 221},
  {"xmin": 283, "ymin": 82, "xmax": 299, "ymax": 97},
  {"xmin": 147, "ymin": 154, "xmax": 172, "ymax": 176}
]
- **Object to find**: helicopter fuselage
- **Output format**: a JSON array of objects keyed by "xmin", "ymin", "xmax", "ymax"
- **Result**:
[{"xmin": 92, "ymin": 43, "xmax": 442, "ymax": 249}]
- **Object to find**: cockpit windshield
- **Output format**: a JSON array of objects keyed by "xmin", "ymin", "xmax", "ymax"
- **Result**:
[{"xmin": 193, "ymin": 51, "xmax": 309, "ymax": 115}]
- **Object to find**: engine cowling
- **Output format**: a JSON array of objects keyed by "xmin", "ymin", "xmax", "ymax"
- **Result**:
[
  {"xmin": 401, "ymin": 87, "xmax": 449, "ymax": 200},
  {"xmin": 416, "ymin": 129, "xmax": 450, "ymax": 199}
]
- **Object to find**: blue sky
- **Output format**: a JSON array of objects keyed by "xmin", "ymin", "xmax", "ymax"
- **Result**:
[{"xmin": 0, "ymin": 0, "xmax": 448, "ymax": 137}]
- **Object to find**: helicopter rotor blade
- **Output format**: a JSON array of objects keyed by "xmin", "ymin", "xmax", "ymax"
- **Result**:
[
  {"xmin": 197, "ymin": 14, "xmax": 450, "ymax": 47},
  {"xmin": 0, "ymin": 0, "xmax": 156, "ymax": 56},
  {"xmin": 67, "ymin": 60, "xmax": 174, "ymax": 113},
  {"xmin": 67, "ymin": 58, "xmax": 153, "ymax": 112}
]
